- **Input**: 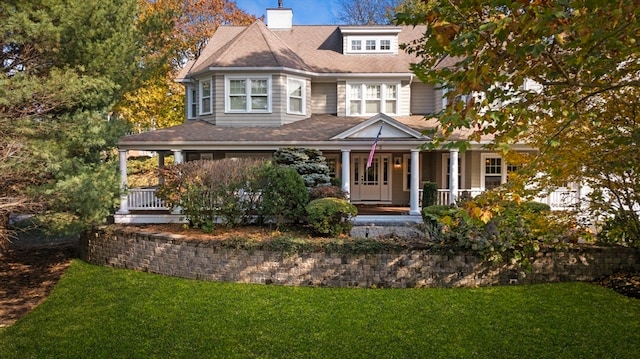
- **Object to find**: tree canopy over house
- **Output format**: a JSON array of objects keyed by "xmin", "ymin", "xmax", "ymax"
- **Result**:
[
  {"xmin": 397, "ymin": 0, "xmax": 640, "ymax": 240},
  {"xmin": 114, "ymin": 0, "xmax": 257, "ymax": 132}
]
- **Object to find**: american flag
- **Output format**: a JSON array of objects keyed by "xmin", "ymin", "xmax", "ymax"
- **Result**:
[{"xmin": 366, "ymin": 125, "xmax": 383, "ymax": 169}]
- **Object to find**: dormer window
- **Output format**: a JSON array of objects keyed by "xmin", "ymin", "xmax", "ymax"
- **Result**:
[
  {"xmin": 347, "ymin": 36, "xmax": 395, "ymax": 53},
  {"xmin": 365, "ymin": 40, "xmax": 376, "ymax": 50},
  {"xmin": 340, "ymin": 26, "xmax": 402, "ymax": 54}
]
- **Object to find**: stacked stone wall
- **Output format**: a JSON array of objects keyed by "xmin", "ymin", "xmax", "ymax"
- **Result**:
[{"xmin": 80, "ymin": 227, "xmax": 640, "ymax": 288}]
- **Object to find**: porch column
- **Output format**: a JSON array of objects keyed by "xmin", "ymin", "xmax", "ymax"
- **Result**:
[
  {"xmin": 158, "ymin": 151, "xmax": 165, "ymax": 185},
  {"xmin": 173, "ymin": 149, "xmax": 184, "ymax": 164},
  {"xmin": 409, "ymin": 149, "xmax": 420, "ymax": 215},
  {"xmin": 171, "ymin": 149, "xmax": 183, "ymax": 214},
  {"xmin": 449, "ymin": 148, "xmax": 459, "ymax": 205},
  {"xmin": 117, "ymin": 149, "xmax": 129, "ymax": 214},
  {"xmin": 341, "ymin": 149, "xmax": 351, "ymax": 199}
]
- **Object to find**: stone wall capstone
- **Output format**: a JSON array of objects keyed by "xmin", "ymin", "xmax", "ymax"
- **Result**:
[{"xmin": 80, "ymin": 226, "xmax": 640, "ymax": 288}]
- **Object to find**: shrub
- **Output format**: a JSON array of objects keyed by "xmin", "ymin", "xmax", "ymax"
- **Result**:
[
  {"xmin": 422, "ymin": 181, "xmax": 438, "ymax": 208},
  {"xmin": 309, "ymin": 185, "xmax": 348, "ymax": 201},
  {"xmin": 156, "ymin": 158, "xmax": 265, "ymax": 231},
  {"xmin": 306, "ymin": 197, "xmax": 357, "ymax": 236},
  {"xmin": 272, "ymin": 147, "xmax": 331, "ymax": 188},
  {"xmin": 423, "ymin": 190, "xmax": 589, "ymax": 265},
  {"xmin": 254, "ymin": 163, "xmax": 309, "ymax": 228}
]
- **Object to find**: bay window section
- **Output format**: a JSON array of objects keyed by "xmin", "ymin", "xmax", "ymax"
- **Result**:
[
  {"xmin": 199, "ymin": 79, "xmax": 212, "ymax": 115},
  {"xmin": 225, "ymin": 76, "xmax": 271, "ymax": 113},
  {"xmin": 187, "ymin": 86, "xmax": 197, "ymax": 119},
  {"xmin": 348, "ymin": 83, "xmax": 399, "ymax": 116},
  {"xmin": 287, "ymin": 78, "xmax": 305, "ymax": 114}
]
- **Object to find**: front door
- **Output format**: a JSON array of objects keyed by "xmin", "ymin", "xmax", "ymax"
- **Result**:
[{"xmin": 351, "ymin": 154, "xmax": 391, "ymax": 202}]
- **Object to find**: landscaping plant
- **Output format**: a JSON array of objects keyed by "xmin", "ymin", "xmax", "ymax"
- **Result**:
[
  {"xmin": 156, "ymin": 158, "xmax": 265, "ymax": 231},
  {"xmin": 306, "ymin": 197, "xmax": 358, "ymax": 236},
  {"xmin": 422, "ymin": 190, "xmax": 589, "ymax": 265}
]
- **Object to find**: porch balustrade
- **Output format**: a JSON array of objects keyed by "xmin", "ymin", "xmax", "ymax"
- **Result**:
[
  {"xmin": 124, "ymin": 187, "xmax": 580, "ymax": 213},
  {"xmin": 127, "ymin": 188, "xmax": 170, "ymax": 210}
]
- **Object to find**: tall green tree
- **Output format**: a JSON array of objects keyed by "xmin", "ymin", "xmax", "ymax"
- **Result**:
[
  {"xmin": 0, "ymin": 0, "xmax": 141, "ymax": 242},
  {"xmin": 396, "ymin": 1, "xmax": 640, "ymax": 242}
]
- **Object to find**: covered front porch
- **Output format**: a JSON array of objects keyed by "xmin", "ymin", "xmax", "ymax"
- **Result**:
[{"xmin": 114, "ymin": 114, "xmax": 583, "ymax": 225}]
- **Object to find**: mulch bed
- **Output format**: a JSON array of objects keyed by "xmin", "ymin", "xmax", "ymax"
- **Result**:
[
  {"xmin": 596, "ymin": 272, "xmax": 640, "ymax": 299},
  {"xmin": 0, "ymin": 237, "xmax": 637, "ymax": 328},
  {"xmin": 0, "ymin": 243, "xmax": 77, "ymax": 327}
]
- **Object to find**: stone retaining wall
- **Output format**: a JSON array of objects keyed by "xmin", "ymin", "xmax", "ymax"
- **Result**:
[{"xmin": 80, "ymin": 226, "xmax": 640, "ymax": 288}]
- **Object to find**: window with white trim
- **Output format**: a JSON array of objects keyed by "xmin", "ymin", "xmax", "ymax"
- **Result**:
[
  {"xmin": 481, "ymin": 154, "xmax": 520, "ymax": 190},
  {"xmin": 365, "ymin": 39, "xmax": 376, "ymax": 50},
  {"xmin": 347, "ymin": 83, "xmax": 399, "ymax": 116},
  {"xmin": 199, "ymin": 79, "xmax": 212, "ymax": 115},
  {"xmin": 287, "ymin": 77, "xmax": 305, "ymax": 115},
  {"xmin": 225, "ymin": 76, "xmax": 271, "ymax": 113},
  {"xmin": 346, "ymin": 36, "xmax": 395, "ymax": 53},
  {"xmin": 187, "ymin": 86, "xmax": 197, "ymax": 119}
]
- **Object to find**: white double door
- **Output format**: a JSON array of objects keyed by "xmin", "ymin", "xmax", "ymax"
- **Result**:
[{"xmin": 350, "ymin": 154, "xmax": 391, "ymax": 202}]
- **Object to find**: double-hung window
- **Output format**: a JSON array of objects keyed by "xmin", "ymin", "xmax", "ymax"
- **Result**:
[
  {"xmin": 226, "ymin": 76, "xmax": 271, "ymax": 113},
  {"xmin": 481, "ymin": 154, "xmax": 521, "ymax": 190},
  {"xmin": 348, "ymin": 83, "xmax": 399, "ymax": 115},
  {"xmin": 287, "ymin": 77, "xmax": 305, "ymax": 114},
  {"xmin": 365, "ymin": 40, "xmax": 376, "ymax": 50},
  {"xmin": 187, "ymin": 86, "xmax": 197, "ymax": 119},
  {"xmin": 351, "ymin": 40, "xmax": 362, "ymax": 51},
  {"xmin": 199, "ymin": 79, "xmax": 213, "ymax": 115}
]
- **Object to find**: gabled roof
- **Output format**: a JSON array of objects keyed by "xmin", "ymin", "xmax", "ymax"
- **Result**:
[
  {"xmin": 331, "ymin": 113, "xmax": 425, "ymax": 140},
  {"xmin": 182, "ymin": 21, "xmax": 428, "ymax": 77}
]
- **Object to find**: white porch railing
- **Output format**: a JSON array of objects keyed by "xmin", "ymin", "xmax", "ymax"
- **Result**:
[
  {"xmin": 435, "ymin": 189, "xmax": 484, "ymax": 206},
  {"xmin": 128, "ymin": 188, "xmax": 170, "ymax": 210},
  {"xmin": 125, "ymin": 187, "xmax": 580, "ymax": 213},
  {"xmin": 533, "ymin": 189, "xmax": 580, "ymax": 211},
  {"xmin": 427, "ymin": 188, "xmax": 580, "ymax": 211}
]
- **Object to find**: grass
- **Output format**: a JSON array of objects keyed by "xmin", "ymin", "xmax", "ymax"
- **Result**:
[{"xmin": 1, "ymin": 261, "xmax": 640, "ymax": 358}]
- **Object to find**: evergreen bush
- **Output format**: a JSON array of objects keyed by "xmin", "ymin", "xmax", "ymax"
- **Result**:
[
  {"xmin": 272, "ymin": 147, "xmax": 331, "ymax": 188},
  {"xmin": 422, "ymin": 181, "xmax": 438, "ymax": 208},
  {"xmin": 254, "ymin": 163, "xmax": 309, "ymax": 228},
  {"xmin": 306, "ymin": 197, "xmax": 358, "ymax": 236}
]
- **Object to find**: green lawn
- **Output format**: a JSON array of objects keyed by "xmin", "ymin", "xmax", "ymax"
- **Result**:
[{"xmin": 2, "ymin": 261, "xmax": 639, "ymax": 358}]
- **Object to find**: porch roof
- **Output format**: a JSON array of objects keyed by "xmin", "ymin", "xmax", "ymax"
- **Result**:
[{"xmin": 118, "ymin": 115, "xmax": 496, "ymax": 151}]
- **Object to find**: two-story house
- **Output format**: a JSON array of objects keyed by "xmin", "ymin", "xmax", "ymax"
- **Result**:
[{"xmin": 114, "ymin": 4, "xmax": 576, "ymax": 224}]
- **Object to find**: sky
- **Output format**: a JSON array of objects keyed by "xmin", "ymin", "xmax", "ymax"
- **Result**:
[{"xmin": 234, "ymin": 0, "xmax": 340, "ymax": 25}]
